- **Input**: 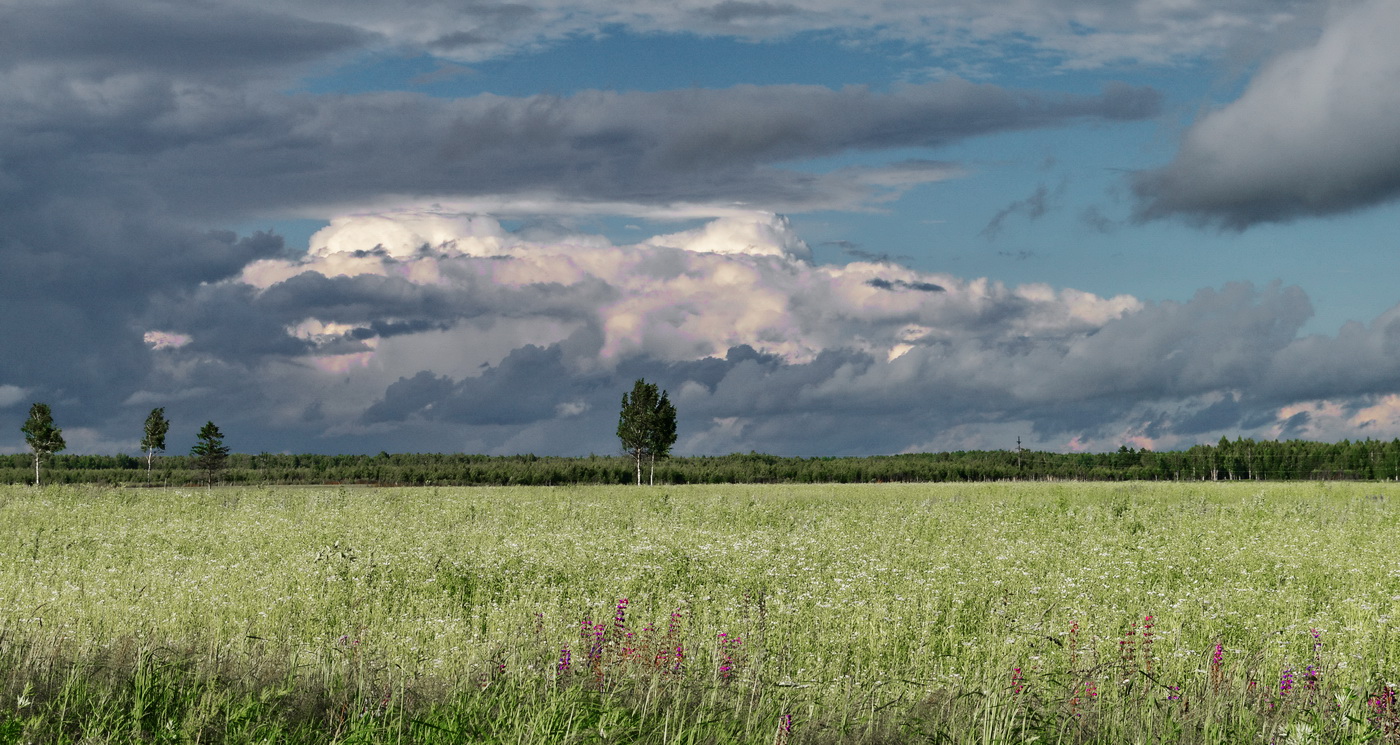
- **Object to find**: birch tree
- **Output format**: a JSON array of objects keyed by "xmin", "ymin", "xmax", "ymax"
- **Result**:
[
  {"xmin": 21, "ymin": 402, "xmax": 65, "ymax": 487},
  {"xmin": 617, "ymin": 379, "xmax": 678, "ymax": 486},
  {"xmin": 140, "ymin": 407, "xmax": 169, "ymax": 474}
]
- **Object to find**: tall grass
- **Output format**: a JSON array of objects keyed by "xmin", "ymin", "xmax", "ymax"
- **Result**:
[{"xmin": 1, "ymin": 482, "xmax": 1399, "ymax": 742}]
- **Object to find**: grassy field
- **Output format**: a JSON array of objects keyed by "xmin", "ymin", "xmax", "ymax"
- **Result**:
[{"xmin": 2, "ymin": 481, "xmax": 1400, "ymax": 743}]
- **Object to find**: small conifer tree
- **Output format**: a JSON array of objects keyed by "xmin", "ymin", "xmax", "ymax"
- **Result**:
[{"xmin": 190, "ymin": 421, "xmax": 230, "ymax": 487}]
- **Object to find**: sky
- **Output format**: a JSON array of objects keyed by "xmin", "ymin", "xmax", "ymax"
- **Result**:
[{"xmin": 5, "ymin": 0, "xmax": 1400, "ymax": 457}]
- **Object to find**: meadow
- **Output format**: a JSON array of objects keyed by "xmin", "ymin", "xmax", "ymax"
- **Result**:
[{"xmin": 2, "ymin": 481, "xmax": 1399, "ymax": 743}]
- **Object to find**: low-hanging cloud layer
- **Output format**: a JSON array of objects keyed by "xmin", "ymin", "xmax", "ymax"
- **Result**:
[{"xmin": 3, "ymin": 0, "xmax": 1400, "ymax": 455}]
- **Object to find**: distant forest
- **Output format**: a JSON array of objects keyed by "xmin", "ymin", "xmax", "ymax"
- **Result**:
[{"xmin": 6, "ymin": 437, "xmax": 1400, "ymax": 486}]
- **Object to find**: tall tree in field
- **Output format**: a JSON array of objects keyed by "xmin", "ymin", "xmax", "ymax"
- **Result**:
[
  {"xmin": 140, "ymin": 407, "xmax": 169, "ymax": 475},
  {"xmin": 21, "ymin": 402, "xmax": 65, "ymax": 487},
  {"xmin": 617, "ymin": 379, "xmax": 678, "ymax": 486},
  {"xmin": 647, "ymin": 390, "xmax": 678, "ymax": 486},
  {"xmin": 618, "ymin": 380, "xmax": 657, "ymax": 485},
  {"xmin": 190, "ymin": 421, "xmax": 230, "ymax": 487}
]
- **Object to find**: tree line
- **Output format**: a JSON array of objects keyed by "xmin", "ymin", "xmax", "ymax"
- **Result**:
[
  {"xmin": 15, "ymin": 382, "xmax": 1400, "ymax": 486},
  {"xmin": 6, "ymin": 435, "xmax": 1400, "ymax": 487}
]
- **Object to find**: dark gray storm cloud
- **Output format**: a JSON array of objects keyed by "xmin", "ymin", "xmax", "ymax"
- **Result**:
[
  {"xmin": 362, "ymin": 371, "xmax": 458, "ymax": 424},
  {"xmin": 364, "ymin": 345, "xmax": 602, "ymax": 426},
  {"xmin": 1172, "ymin": 395, "xmax": 1244, "ymax": 436},
  {"xmin": 1, "ymin": 78, "xmax": 1162, "ymax": 222},
  {"xmin": 0, "ymin": 2, "xmax": 369, "ymax": 76},
  {"xmin": 0, "ymin": 209, "xmax": 285, "ymax": 432}
]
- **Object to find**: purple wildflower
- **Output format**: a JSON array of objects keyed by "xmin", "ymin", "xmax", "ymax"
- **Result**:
[
  {"xmin": 717, "ymin": 632, "xmax": 741, "ymax": 680},
  {"xmin": 1369, "ymin": 684, "xmax": 1398, "ymax": 732},
  {"xmin": 587, "ymin": 622, "xmax": 606, "ymax": 664},
  {"xmin": 774, "ymin": 712, "xmax": 794, "ymax": 745},
  {"xmin": 614, "ymin": 598, "xmax": 629, "ymax": 636}
]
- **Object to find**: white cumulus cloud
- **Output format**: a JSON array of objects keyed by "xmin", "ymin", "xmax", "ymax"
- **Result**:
[
  {"xmin": 124, "ymin": 207, "xmax": 1400, "ymax": 455},
  {"xmin": 239, "ymin": 210, "xmax": 1141, "ymax": 368}
]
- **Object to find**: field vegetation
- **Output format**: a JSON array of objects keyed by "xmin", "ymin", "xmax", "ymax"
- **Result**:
[{"xmin": 2, "ymin": 482, "xmax": 1400, "ymax": 743}]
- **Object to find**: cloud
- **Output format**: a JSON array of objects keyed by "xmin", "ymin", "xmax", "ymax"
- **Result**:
[
  {"xmin": 0, "ymin": 207, "xmax": 286, "ymax": 436},
  {"xmin": 1171, "ymin": 393, "xmax": 1243, "ymax": 436},
  {"xmin": 0, "ymin": 385, "xmax": 27, "ymax": 409},
  {"xmin": 80, "ymin": 209, "xmax": 1388, "ymax": 455},
  {"xmin": 144, "ymin": 331, "xmax": 192, "ymax": 350},
  {"xmin": 866, "ymin": 278, "xmax": 945, "ymax": 293},
  {"xmin": 364, "ymin": 344, "xmax": 592, "ymax": 426},
  {"xmin": 0, "ymin": 1, "xmax": 369, "ymax": 78},
  {"xmin": 698, "ymin": 1, "xmax": 803, "ymax": 25},
  {"xmin": 822, "ymin": 241, "xmax": 906, "ymax": 264},
  {"xmin": 0, "ymin": 0, "xmax": 1391, "ymax": 456},
  {"xmin": 0, "ymin": 1, "xmax": 1171, "ymax": 457},
  {"xmin": 840, "ymin": 160, "xmax": 965, "ymax": 192},
  {"xmin": 234, "ymin": 0, "xmax": 1325, "ymax": 69},
  {"xmin": 0, "ymin": 44, "xmax": 1160, "ymax": 224},
  {"xmin": 1079, "ymin": 205, "xmax": 1116, "ymax": 233},
  {"xmin": 8, "ymin": 203, "xmax": 1400, "ymax": 455},
  {"xmin": 362, "ymin": 371, "xmax": 457, "ymax": 423},
  {"xmin": 981, "ymin": 183, "xmax": 1057, "ymax": 238},
  {"xmin": 1133, "ymin": 0, "xmax": 1400, "ymax": 228},
  {"xmin": 173, "ymin": 81, "xmax": 1160, "ymax": 219}
]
